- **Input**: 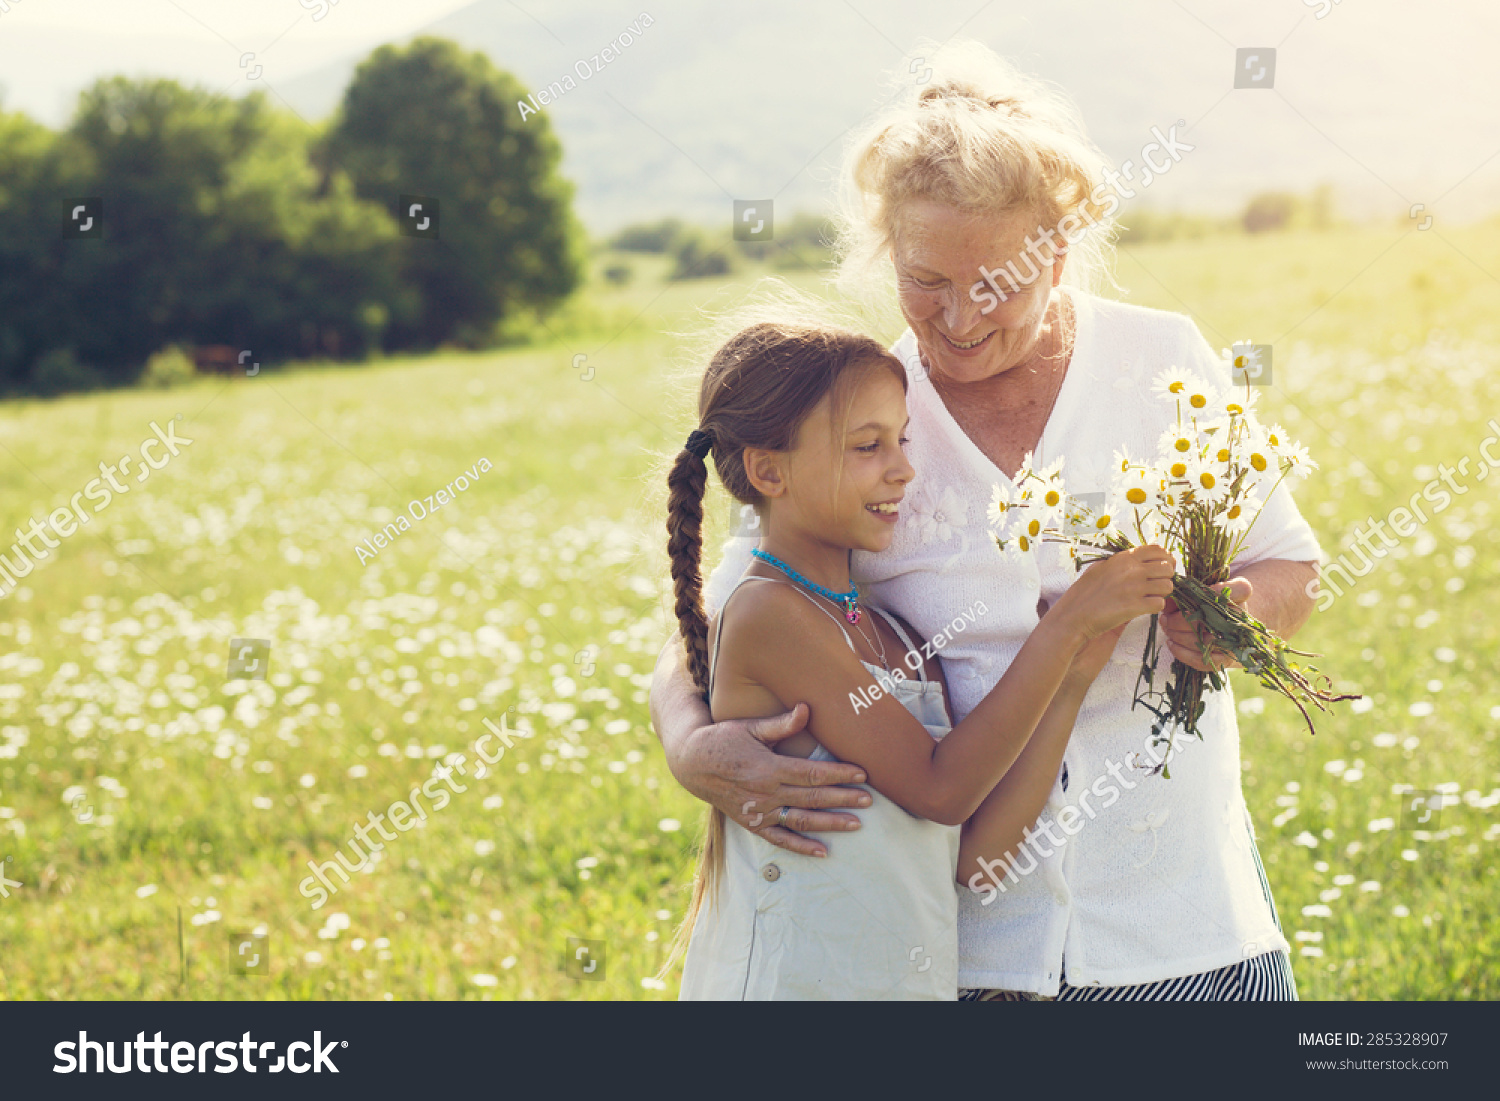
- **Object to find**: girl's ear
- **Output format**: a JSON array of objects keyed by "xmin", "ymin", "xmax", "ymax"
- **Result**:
[{"xmin": 743, "ymin": 447, "xmax": 787, "ymax": 499}]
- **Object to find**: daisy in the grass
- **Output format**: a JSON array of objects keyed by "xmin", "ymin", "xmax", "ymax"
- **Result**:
[{"xmin": 991, "ymin": 365, "xmax": 1358, "ymax": 775}]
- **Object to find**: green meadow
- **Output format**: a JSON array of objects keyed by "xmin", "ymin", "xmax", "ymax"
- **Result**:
[{"xmin": 1, "ymin": 219, "xmax": 1498, "ymax": 1000}]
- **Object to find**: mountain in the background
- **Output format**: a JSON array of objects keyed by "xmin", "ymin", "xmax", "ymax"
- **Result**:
[{"xmin": 5, "ymin": 0, "xmax": 1498, "ymax": 232}]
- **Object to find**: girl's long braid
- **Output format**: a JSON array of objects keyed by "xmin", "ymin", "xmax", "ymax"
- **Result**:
[
  {"xmin": 660, "ymin": 442, "xmax": 723, "ymax": 984},
  {"xmin": 666, "ymin": 446, "xmax": 712, "ymax": 696}
]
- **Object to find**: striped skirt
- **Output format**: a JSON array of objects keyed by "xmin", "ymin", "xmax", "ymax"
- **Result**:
[{"xmin": 958, "ymin": 948, "xmax": 1298, "ymax": 1001}]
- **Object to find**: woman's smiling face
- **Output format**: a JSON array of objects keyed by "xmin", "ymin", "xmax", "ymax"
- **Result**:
[{"xmin": 892, "ymin": 200, "xmax": 1064, "ymax": 385}]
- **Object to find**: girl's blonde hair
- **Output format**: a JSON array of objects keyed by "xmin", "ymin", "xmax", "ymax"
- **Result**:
[
  {"xmin": 657, "ymin": 316, "xmax": 905, "ymax": 983},
  {"xmin": 833, "ymin": 39, "xmax": 1119, "ymax": 310}
]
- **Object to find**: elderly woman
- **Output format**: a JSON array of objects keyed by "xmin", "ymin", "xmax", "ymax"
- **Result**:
[{"xmin": 649, "ymin": 43, "xmax": 1321, "ymax": 1001}]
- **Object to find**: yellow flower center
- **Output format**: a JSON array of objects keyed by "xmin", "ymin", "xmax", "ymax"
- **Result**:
[
  {"xmin": 1017, "ymin": 535, "xmax": 1030, "ymax": 552},
  {"xmin": 1268, "ymin": 433, "xmax": 1280, "ymax": 447},
  {"xmin": 1044, "ymin": 490, "xmax": 1061, "ymax": 507},
  {"xmin": 1227, "ymin": 403, "xmax": 1243, "ymax": 415},
  {"xmin": 1174, "ymin": 438, "xmax": 1190, "ymax": 452},
  {"xmin": 1250, "ymin": 453, "xmax": 1267, "ymax": 472},
  {"xmin": 1190, "ymin": 394, "xmax": 1207, "ymax": 408},
  {"xmin": 1169, "ymin": 381, "xmax": 1184, "ymax": 393},
  {"xmin": 1227, "ymin": 504, "xmax": 1242, "ymax": 519},
  {"xmin": 1217, "ymin": 448, "xmax": 1231, "ymax": 463},
  {"xmin": 1027, "ymin": 519, "xmax": 1041, "ymax": 537},
  {"xmin": 1095, "ymin": 515, "xmax": 1111, "ymax": 529},
  {"xmin": 1170, "ymin": 462, "xmax": 1187, "ymax": 478},
  {"xmin": 1126, "ymin": 488, "xmax": 1147, "ymax": 504},
  {"xmin": 1199, "ymin": 472, "xmax": 1216, "ymax": 489}
]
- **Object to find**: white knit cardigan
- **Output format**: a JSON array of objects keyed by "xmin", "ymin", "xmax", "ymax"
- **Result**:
[{"xmin": 703, "ymin": 288, "xmax": 1324, "ymax": 995}]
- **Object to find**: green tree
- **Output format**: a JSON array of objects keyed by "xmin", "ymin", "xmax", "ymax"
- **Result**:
[
  {"xmin": 0, "ymin": 109, "xmax": 64, "ymax": 391},
  {"xmin": 609, "ymin": 217, "xmax": 685, "ymax": 253},
  {"xmin": 9, "ymin": 78, "xmax": 401, "ymax": 392},
  {"xmin": 668, "ymin": 227, "xmax": 734, "ymax": 281},
  {"xmin": 323, "ymin": 37, "xmax": 584, "ymax": 349}
]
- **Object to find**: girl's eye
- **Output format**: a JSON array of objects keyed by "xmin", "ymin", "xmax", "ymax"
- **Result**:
[
  {"xmin": 898, "ymin": 436, "xmax": 911, "ymax": 447},
  {"xmin": 856, "ymin": 442, "xmax": 880, "ymax": 453}
]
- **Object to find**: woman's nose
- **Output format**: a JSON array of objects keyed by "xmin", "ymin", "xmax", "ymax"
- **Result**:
[{"xmin": 943, "ymin": 282, "xmax": 984, "ymax": 334}]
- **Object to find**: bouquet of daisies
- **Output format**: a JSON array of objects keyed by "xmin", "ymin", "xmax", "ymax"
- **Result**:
[{"xmin": 989, "ymin": 363, "xmax": 1358, "ymax": 776}]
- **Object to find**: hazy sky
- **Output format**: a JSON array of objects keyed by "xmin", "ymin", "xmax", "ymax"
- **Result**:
[{"xmin": 2, "ymin": 0, "xmax": 1496, "ymax": 230}]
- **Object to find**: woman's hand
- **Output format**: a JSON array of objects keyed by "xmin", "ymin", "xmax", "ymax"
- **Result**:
[
  {"xmin": 1055, "ymin": 544, "xmax": 1176, "ymax": 644},
  {"xmin": 670, "ymin": 704, "xmax": 874, "ymax": 858},
  {"xmin": 1160, "ymin": 577, "xmax": 1253, "ymax": 672}
]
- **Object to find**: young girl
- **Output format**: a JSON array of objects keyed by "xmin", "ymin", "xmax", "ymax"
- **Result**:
[{"xmin": 661, "ymin": 320, "xmax": 1174, "ymax": 999}]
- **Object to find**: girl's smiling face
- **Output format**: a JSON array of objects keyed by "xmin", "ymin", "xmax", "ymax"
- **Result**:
[{"xmin": 754, "ymin": 364, "xmax": 914, "ymax": 555}]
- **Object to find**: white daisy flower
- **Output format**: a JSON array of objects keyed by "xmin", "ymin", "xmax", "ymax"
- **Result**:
[
  {"xmin": 986, "ymin": 483, "xmax": 1016, "ymax": 529},
  {"xmin": 1026, "ymin": 451, "xmax": 1067, "ymax": 482},
  {"xmin": 1186, "ymin": 456, "xmax": 1231, "ymax": 507},
  {"xmin": 1181, "ymin": 375, "xmax": 1224, "ymax": 417},
  {"xmin": 1262, "ymin": 423, "xmax": 1291, "ymax": 458},
  {"xmin": 1112, "ymin": 461, "xmax": 1163, "ymax": 512},
  {"xmin": 1156, "ymin": 424, "xmax": 1203, "ymax": 465},
  {"xmin": 1150, "ymin": 367, "xmax": 1198, "ymax": 403},
  {"xmin": 1217, "ymin": 499, "xmax": 1255, "ymax": 537},
  {"xmin": 1281, "ymin": 441, "xmax": 1317, "ymax": 478},
  {"xmin": 1221, "ymin": 340, "xmax": 1267, "ymax": 385},
  {"xmin": 994, "ymin": 530, "xmax": 1041, "ymax": 558}
]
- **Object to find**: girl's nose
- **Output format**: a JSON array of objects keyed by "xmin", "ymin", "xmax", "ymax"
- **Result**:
[{"xmin": 892, "ymin": 449, "xmax": 915, "ymax": 485}]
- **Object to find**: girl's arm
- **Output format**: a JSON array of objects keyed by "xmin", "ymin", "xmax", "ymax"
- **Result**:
[
  {"xmin": 956, "ymin": 622, "xmax": 1126, "ymax": 890},
  {"xmin": 731, "ymin": 546, "xmax": 1173, "ymax": 827}
]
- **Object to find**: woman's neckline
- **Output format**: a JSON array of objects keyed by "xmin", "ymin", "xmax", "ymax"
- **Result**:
[{"xmin": 916, "ymin": 286, "xmax": 1087, "ymax": 487}]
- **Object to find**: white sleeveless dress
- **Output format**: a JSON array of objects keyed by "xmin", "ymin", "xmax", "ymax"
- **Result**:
[{"xmin": 679, "ymin": 575, "xmax": 960, "ymax": 1000}]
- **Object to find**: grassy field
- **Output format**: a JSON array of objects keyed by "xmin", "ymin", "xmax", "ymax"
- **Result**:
[{"xmin": 1, "ymin": 221, "xmax": 1498, "ymax": 1000}]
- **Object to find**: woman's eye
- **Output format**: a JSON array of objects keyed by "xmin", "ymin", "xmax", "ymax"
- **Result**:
[
  {"xmin": 898, "ymin": 436, "xmax": 911, "ymax": 447},
  {"xmin": 857, "ymin": 442, "xmax": 879, "ymax": 453}
]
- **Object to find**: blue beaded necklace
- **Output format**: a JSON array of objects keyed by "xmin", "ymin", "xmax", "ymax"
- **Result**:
[{"xmin": 750, "ymin": 548, "xmax": 861, "ymax": 624}]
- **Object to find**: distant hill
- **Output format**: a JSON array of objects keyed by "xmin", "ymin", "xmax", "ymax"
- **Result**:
[{"xmin": 4, "ymin": 0, "xmax": 1497, "ymax": 232}]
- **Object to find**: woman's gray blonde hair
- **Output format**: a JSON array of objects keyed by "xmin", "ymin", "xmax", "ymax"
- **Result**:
[{"xmin": 833, "ymin": 40, "xmax": 1119, "ymax": 308}]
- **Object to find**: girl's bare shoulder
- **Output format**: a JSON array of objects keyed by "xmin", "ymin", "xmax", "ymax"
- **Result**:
[{"xmin": 713, "ymin": 578, "xmax": 857, "ymax": 669}]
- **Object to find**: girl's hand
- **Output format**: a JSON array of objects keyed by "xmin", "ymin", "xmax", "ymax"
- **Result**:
[
  {"xmin": 1055, "ymin": 544, "xmax": 1176, "ymax": 644},
  {"xmin": 1061, "ymin": 621, "xmax": 1128, "ymax": 693}
]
